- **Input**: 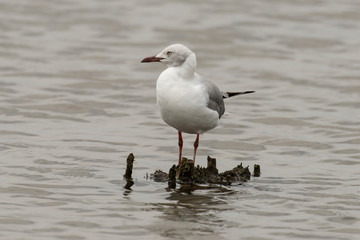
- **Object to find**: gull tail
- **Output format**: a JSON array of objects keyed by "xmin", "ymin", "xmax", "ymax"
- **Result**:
[{"xmin": 222, "ymin": 91, "xmax": 255, "ymax": 99}]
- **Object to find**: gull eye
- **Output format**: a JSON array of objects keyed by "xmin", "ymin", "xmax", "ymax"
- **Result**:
[{"xmin": 166, "ymin": 51, "xmax": 173, "ymax": 56}]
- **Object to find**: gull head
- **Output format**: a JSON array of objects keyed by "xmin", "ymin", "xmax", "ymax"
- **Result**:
[{"xmin": 141, "ymin": 44, "xmax": 195, "ymax": 68}]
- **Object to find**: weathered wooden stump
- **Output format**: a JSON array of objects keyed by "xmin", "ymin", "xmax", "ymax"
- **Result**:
[
  {"xmin": 253, "ymin": 164, "xmax": 261, "ymax": 177},
  {"xmin": 144, "ymin": 154, "xmax": 259, "ymax": 188},
  {"xmin": 123, "ymin": 153, "xmax": 135, "ymax": 189}
]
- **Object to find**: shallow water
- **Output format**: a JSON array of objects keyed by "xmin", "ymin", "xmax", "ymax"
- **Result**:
[{"xmin": 1, "ymin": 0, "xmax": 360, "ymax": 239}]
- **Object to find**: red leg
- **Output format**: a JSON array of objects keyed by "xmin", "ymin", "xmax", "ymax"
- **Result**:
[
  {"xmin": 178, "ymin": 131, "xmax": 183, "ymax": 165},
  {"xmin": 193, "ymin": 133, "xmax": 200, "ymax": 162}
]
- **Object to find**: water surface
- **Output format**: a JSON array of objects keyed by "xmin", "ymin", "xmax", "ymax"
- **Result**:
[{"xmin": 0, "ymin": 0, "xmax": 359, "ymax": 239}]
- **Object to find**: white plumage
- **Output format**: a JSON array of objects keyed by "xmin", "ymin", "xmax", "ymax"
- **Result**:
[{"xmin": 142, "ymin": 44, "xmax": 253, "ymax": 165}]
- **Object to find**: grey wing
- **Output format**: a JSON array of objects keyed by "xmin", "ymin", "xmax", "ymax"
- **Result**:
[{"xmin": 204, "ymin": 80, "xmax": 225, "ymax": 119}]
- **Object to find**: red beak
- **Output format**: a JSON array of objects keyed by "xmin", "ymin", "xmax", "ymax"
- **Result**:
[{"xmin": 141, "ymin": 56, "xmax": 164, "ymax": 63}]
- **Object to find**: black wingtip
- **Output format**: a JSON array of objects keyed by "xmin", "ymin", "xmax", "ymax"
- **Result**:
[
  {"xmin": 222, "ymin": 91, "xmax": 255, "ymax": 99},
  {"xmin": 242, "ymin": 91, "xmax": 255, "ymax": 95}
]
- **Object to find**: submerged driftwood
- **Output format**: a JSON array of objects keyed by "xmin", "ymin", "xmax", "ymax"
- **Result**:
[{"xmin": 123, "ymin": 153, "xmax": 260, "ymax": 190}]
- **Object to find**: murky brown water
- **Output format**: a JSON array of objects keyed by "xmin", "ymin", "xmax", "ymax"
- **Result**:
[{"xmin": 1, "ymin": 0, "xmax": 360, "ymax": 239}]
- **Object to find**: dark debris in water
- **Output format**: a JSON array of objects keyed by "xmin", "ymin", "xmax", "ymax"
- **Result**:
[
  {"xmin": 123, "ymin": 153, "xmax": 135, "ymax": 190},
  {"xmin": 123, "ymin": 153, "xmax": 261, "ymax": 190}
]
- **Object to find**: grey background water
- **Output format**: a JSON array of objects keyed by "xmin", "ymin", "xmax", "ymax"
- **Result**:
[{"xmin": 0, "ymin": 0, "xmax": 359, "ymax": 239}]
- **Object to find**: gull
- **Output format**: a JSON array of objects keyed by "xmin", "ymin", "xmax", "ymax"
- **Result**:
[{"xmin": 141, "ymin": 44, "xmax": 254, "ymax": 165}]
